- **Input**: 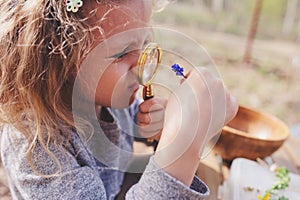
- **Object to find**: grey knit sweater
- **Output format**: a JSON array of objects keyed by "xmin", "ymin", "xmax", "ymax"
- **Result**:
[{"xmin": 0, "ymin": 103, "xmax": 209, "ymax": 200}]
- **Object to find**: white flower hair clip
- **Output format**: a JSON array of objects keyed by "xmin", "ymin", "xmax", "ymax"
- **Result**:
[{"xmin": 66, "ymin": 0, "xmax": 83, "ymax": 13}]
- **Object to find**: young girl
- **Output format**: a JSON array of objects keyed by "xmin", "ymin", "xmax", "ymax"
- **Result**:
[{"xmin": 0, "ymin": 0, "xmax": 238, "ymax": 199}]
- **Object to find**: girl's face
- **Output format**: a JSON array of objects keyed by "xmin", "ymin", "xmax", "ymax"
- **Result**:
[{"xmin": 77, "ymin": 0, "xmax": 152, "ymax": 108}]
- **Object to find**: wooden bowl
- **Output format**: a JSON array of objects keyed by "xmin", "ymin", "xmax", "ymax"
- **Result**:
[{"xmin": 213, "ymin": 105, "xmax": 289, "ymax": 161}]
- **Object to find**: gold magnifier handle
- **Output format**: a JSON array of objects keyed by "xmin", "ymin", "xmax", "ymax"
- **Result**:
[{"xmin": 143, "ymin": 85, "xmax": 154, "ymax": 100}]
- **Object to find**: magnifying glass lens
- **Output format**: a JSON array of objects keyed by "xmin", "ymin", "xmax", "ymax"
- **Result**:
[
  {"xmin": 138, "ymin": 43, "xmax": 162, "ymax": 86},
  {"xmin": 143, "ymin": 48, "xmax": 159, "ymax": 83}
]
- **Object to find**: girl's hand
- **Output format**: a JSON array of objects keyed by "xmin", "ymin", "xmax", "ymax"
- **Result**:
[
  {"xmin": 136, "ymin": 97, "xmax": 167, "ymax": 141},
  {"xmin": 154, "ymin": 68, "xmax": 238, "ymax": 186}
]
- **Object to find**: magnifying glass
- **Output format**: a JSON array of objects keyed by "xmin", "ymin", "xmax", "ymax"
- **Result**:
[{"xmin": 137, "ymin": 43, "xmax": 162, "ymax": 100}]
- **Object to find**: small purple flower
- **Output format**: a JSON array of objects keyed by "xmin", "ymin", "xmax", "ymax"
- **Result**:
[{"xmin": 171, "ymin": 63, "xmax": 186, "ymax": 78}]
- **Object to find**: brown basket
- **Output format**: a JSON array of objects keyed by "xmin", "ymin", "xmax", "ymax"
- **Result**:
[{"xmin": 214, "ymin": 105, "xmax": 289, "ymax": 161}]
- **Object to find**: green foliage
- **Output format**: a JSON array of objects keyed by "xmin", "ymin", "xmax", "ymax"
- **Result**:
[
  {"xmin": 258, "ymin": 167, "xmax": 291, "ymax": 200},
  {"xmin": 153, "ymin": 0, "xmax": 300, "ymax": 41},
  {"xmin": 258, "ymin": 0, "xmax": 288, "ymax": 39},
  {"xmin": 262, "ymin": 0, "xmax": 287, "ymax": 17}
]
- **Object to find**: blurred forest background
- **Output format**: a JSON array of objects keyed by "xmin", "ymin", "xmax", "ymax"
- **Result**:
[{"xmin": 152, "ymin": 0, "xmax": 300, "ymax": 127}]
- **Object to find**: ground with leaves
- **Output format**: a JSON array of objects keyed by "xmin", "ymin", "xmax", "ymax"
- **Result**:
[
  {"xmin": 159, "ymin": 25, "xmax": 300, "ymax": 127},
  {"xmin": 153, "ymin": 1, "xmax": 300, "ymax": 127}
]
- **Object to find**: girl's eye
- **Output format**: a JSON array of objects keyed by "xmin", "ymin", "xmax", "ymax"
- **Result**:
[
  {"xmin": 113, "ymin": 51, "xmax": 128, "ymax": 59},
  {"xmin": 143, "ymin": 39, "xmax": 151, "ymax": 48},
  {"xmin": 111, "ymin": 47, "xmax": 130, "ymax": 62}
]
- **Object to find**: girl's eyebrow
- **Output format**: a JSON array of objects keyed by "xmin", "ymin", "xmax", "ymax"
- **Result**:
[
  {"xmin": 107, "ymin": 41, "xmax": 134, "ymax": 59},
  {"xmin": 107, "ymin": 30, "xmax": 152, "ymax": 58}
]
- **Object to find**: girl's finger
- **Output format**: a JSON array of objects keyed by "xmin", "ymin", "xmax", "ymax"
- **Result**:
[
  {"xmin": 136, "ymin": 109, "xmax": 164, "ymax": 124},
  {"xmin": 138, "ymin": 120, "xmax": 163, "ymax": 134},
  {"xmin": 139, "ymin": 97, "xmax": 167, "ymax": 113}
]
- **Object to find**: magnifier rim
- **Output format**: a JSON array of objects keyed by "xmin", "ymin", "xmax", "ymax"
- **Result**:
[{"xmin": 137, "ymin": 42, "xmax": 162, "ymax": 86}]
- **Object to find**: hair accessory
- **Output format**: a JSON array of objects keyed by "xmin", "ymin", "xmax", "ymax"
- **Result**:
[
  {"xmin": 66, "ymin": 0, "xmax": 83, "ymax": 13},
  {"xmin": 171, "ymin": 63, "xmax": 187, "ymax": 79}
]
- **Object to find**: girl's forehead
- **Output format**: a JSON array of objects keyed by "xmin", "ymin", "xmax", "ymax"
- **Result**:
[
  {"xmin": 85, "ymin": 0, "xmax": 152, "ymax": 47},
  {"xmin": 80, "ymin": 0, "xmax": 153, "ymax": 61},
  {"xmin": 83, "ymin": 0, "xmax": 152, "ymax": 26}
]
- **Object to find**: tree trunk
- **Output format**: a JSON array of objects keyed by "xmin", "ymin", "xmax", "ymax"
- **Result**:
[
  {"xmin": 297, "ymin": 19, "xmax": 300, "ymax": 42},
  {"xmin": 243, "ymin": 0, "xmax": 264, "ymax": 64},
  {"xmin": 212, "ymin": 0, "xmax": 224, "ymax": 13},
  {"xmin": 224, "ymin": 0, "xmax": 237, "ymax": 10},
  {"xmin": 282, "ymin": 0, "xmax": 298, "ymax": 36}
]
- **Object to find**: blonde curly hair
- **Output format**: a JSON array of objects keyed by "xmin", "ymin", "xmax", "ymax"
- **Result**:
[
  {"xmin": 0, "ymin": 0, "xmax": 95, "ymax": 175},
  {"xmin": 0, "ymin": 0, "xmax": 171, "ymax": 176}
]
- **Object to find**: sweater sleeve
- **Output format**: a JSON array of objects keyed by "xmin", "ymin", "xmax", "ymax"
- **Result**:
[
  {"xmin": 15, "ymin": 166, "xmax": 107, "ymax": 200},
  {"xmin": 1, "ymin": 125, "xmax": 107, "ymax": 200},
  {"xmin": 126, "ymin": 156, "xmax": 209, "ymax": 199}
]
